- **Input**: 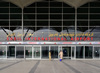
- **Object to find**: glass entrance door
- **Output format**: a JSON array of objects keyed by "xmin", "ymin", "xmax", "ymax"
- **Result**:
[
  {"xmin": 34, "ymin": 46, "xmax": 40, "ymax": 59},
  {"xmin": 25, "ymin": 46, "xmax": 32, "ymax": 58},
  {"xmin": 50, "ymin": 46, "xmax": 58, "ymax": 59},
  {"xmin": 42, "ymin": 46, "xmax": 49, "ymax": 59},
  {"xmin": 62, "ymin": 46, "xmax": 71, "ymax": 59},
  {"xmin": 94, "ymin": 47, "xmax": 100, "ymax": 59},
  {"xmin": 16, "ymin": 46, "xmax": 24, "ymax": 58},
  {"xmin": 7, "ymin": 46, "xmax": 15, "ymax": 58}
]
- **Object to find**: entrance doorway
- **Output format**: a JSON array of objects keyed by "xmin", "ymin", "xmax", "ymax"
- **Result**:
[
  {"xmin": 42, "ymin": 46, "xmax": 49, "ymax": 59},
  {"xmin": 34, "ymin": 46, "xmax": 41, "ymax": 59},
  {"xmin": 25, "ymin": 46, "xmax": 32, "ymax": 58},
  {"xmin": 7, "ymin": 46, "xmax": 15, "ymax": 58},
  {"xmin": 62, "ymin": 46, "xmax": 71, "ymax": 59},
  {"xmin": 16, "ymin": 46, "xmax": 24, "ymax": 58},
  {"xmin": 50, "ymin": 46, "xmax": 58, "ymax": 59}
]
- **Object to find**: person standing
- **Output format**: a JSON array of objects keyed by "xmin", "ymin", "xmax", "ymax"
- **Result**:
[
  {"xmin": 59, "ymin": 50, "xmax": 63, "ymax": 61},
  {"xmin": 49, "ymin": 51, "xmax": 51, "ymax": 61}
]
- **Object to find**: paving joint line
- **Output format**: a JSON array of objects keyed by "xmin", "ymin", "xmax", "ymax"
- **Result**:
[
  {"xmin": 78, "ymin": 60, "xmax": 100, "ymax": 68},
  {"xmin": 0, "ymin": 60, "xmax": 22, "ymax": 71},
  {"xmin": 29, "ymin": 60, "xmax": 40, "ymax": 73},
  {"xmin": 62, "ymin": 61, "xmax": 81, "ymax": 73}
]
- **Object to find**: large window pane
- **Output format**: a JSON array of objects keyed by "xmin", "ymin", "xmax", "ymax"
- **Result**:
[
  {"xmin": 76, "ymin": 46, "xmax": 84, "ymax": 58},
  {"xmin": 85, "ymin": 46, "xmax": 93, "ymax": 58},
  {"xmin": 77, "ymin": 8, "xmax": 88, "ymax": 13},
  {"xmin": 0, "ymin": 2, "xmax": 9, "ymax": 7},
  {"xmin": 50, "ymin": 14, "xmax": 62, "ymax": 19},
  {"xmin": 10, "ymin": 14, "xmax": 21, "ymax": 19},
  {"xmin": 63, "ymin": 14, "xmax": 75, "ymax": 19},
  {"xmin": 77, "ymin": 14, "xmax": 88, "ymax": 19},
  {"xmin": 90, "ymin": 8, "xmax": 100, "ymax": 13},
  {"xmin": 77, "ymin": 21, "xmax": 88, "ymax": 26},
  {"xmin": 16, "ymin": 46, "xmax": 24, "ymax": 58},
  {"xmin": 37, "ymin": 8, "xmax": 48, "ymax": 13},
  {"xmin": 24, "ymin": 14, "xmax": 35, "ymax": 19},
  {"xmin": 34, "ymin": 47, "xmax": 40, "ymax": 58},
  {"xmin": 63, "ymin": 8, "xmax": 75, "ymax": 13},
  {"xmin": 0, "ymin": 14, "xmax": 9, "ymax": 19},
  {"xmin": 90, "ymin": 2, "xmax": 100, "ymax": 7},
  {"xmin": 10, "ymin": 8, "xmax": 21, "ymax": 13},
  {"xmin": 37, "ymin": 14, "xmax": 48, "ymax": 19},
  {"xmin": 37, "ymin": 2, "xmax": 48, "ymax": 7},
  {"xmin": 10, "ymin": 21, "xmax": 21, "ymax": 26},
  {"xmin": 0, "ymin": 46, "xmax": 6, "ymax": 58},
  {"xmin": 37, "ymin": 21, "xmax": 48, "ymax": 26},
  {"xmin": 0, "ymin": 8, "xmax": 9, "ymax": 13},
  {"xmin": 50, "ymin": 46, "xmax": 58, "ymax": 58},
  {"xmin": 63, "ymin": 21, "xmax": 75, "ymax": 26},
  {"xmin": 7, "ymin": 46, "xmax": 15, "ymax": 58},
  {"xmin": 0, "ymin": 21, "xmax": 9, "ymax": 26},
  {"xmin": 42, "ymin": 46, "xmax": 49, "ymax": 58},
  {"xmin": 24, "ymin": 21, "xmax": 35, "ymax": 26},
  {"xmin": 24, "ymin": 8, "xmax": 35, "ymax": 13},
  {"xmin": 90, "ymin": 21, "xmax": 100, "ymax": 26},
  {"xmin": 25, "ymin": 46, "xmax": 32, "ymax": 58},
  {"xmin": 50, "ymin": 21, "xmax": 62, "ymax": 26},
  {"xmin": 50, "ymin": 2, "xmax": 62, "ymax": 7},
  {"xmin": 94, "ymin": 47, "xmax": 100, "ymax": 58},
  {"xmin": 50, "ymin": 8, "xmax": 62, "ymax": 13}
]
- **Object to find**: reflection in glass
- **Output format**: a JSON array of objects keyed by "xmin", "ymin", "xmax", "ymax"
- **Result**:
[
  {"xmin": 50, "ymin": 46, "xmax": 58, "ymax": 58},
  {"xmin": 16, "ymin": 46, "xmax": 24, "ymax": 58},
  {"xmin": 85, "ymin": 46, "xmax": 93, "ymax": 58},
  {"xmin": 0, "ymin": 46, "xmax": 6, "ymax": 58},
  {"xmin": 76, "ymin": 46, "xmax": 84, "ymax": 58},
  {"xmin": 94, "ymin": 47, "xmax": 100, "ymax": 58},
  {"xmin": 62, "ymin": 47, "xmax": 71, "ymax": 58},
  {"xmin": 7, "ymin": 46, "xmax": 15, "ymax": 58},
  {"xmin": 25, "ymin": 47, "xmax": 32, "ymax": 58},
  {"xmin": 42, "ymin": 46, "xmax": 49, "ymax": 58},
  {"xmin": 34, "ymin": 47, "xmax": 40, "ymax": 58}
]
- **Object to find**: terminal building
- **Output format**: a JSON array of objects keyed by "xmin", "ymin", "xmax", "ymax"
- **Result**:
[{"xmin": 0, "ymin": 0, "xmax": 100, "ymax": 60}]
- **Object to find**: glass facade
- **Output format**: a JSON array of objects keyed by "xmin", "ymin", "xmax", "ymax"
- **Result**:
[
  {"xmin": 0, "ymin": 0, "xmax": 100, "ymax": 60},
  {"xmin": 0, "ymin": 45, "xmax": 100, "ymax": 59},
  {"xmin": 0, "ymin": 0, "xmax": 100, "ymax": 42}
]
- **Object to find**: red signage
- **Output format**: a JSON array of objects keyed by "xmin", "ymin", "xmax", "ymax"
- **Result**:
[{"xmin": 7, "ymin": 37, "xmax": 93, "ymax": 41}]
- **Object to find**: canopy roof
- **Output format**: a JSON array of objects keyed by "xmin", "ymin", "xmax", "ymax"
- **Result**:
[
  {"xmin": 56, "ymin": 0, "xmax": 96, "ymax": 8},
  {"xmin": 2, "ymin": 0, "xmax": 97, "ymax": 8}
]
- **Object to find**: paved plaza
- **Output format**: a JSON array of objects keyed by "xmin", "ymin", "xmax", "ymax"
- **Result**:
[{"xmin": 0, "ymin": 59, "xmax": 100, "ymax": 73}]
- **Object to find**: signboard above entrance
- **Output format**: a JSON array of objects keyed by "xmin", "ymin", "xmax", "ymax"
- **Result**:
[{"xmin": 0, "ymin": 42, "xmax": 100, "ymax": 45}]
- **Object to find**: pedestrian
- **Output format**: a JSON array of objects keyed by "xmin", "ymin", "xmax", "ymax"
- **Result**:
[
  {"xmin": 59, "ymin": 50, "xmax": 63, "ymax": 61},
  {"xmin": 49, "ymin": 51, "xmax": 51, "ymax": 61}
]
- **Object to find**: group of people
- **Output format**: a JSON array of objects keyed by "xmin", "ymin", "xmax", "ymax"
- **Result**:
[{"xmin": 49, "ymin": 50, "xmax": 63, "ymax": 61}]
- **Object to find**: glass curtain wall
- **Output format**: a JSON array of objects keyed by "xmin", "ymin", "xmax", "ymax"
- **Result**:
[
  {"xmin": 23, "ymin": 1, "xmax": 75, "ymax": 41},
  {"xmin": 0, "ymin": 1, "xmax": 22, "ymax": 42},
  {"xmin": 0, "ymin": 1, "xmax": 100, "ymax": 42}
]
